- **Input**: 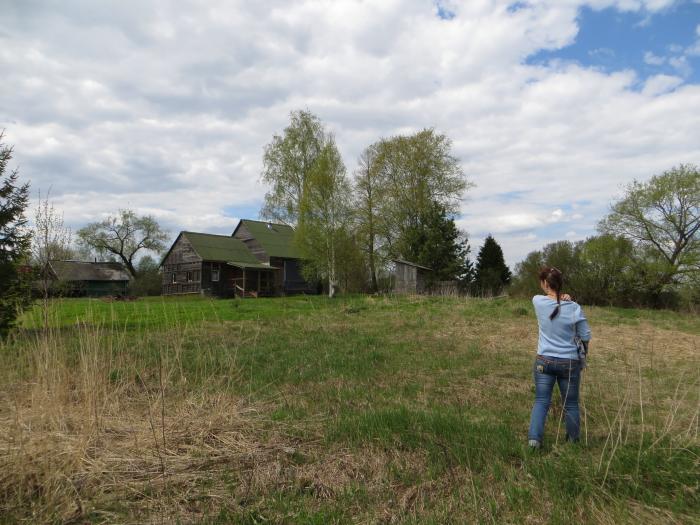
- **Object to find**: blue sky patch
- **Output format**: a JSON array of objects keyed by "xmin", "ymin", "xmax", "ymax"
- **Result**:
[
  {"xmin": 527, "ymin": 3, "xmax": 700, "ymax": 85},
  {"xmin": 435, "ymin": 1, "xmax": 456, "ymax": 20}
]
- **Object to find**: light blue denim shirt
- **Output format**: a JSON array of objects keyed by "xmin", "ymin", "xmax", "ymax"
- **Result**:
[{"xmin": 532, "ymin": 295, "xmax": 592, "ymax": 359}]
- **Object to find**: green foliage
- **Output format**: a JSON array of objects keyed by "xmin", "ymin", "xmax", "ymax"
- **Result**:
[
  {"xmin": 260, "ymin": 110, "xmax": 328, "ymax": 226},
  {"xmin": 374, "ymin": 129, "xmax": 470, "ymax": 256},
  {"xmin": 353, "ymin": 143, "xmax": 387, "ymax": 292},
  {"xmin": 511, "ymin": 234, "xmax": 697, "ymax": 308},
  {"xmin": 295, "ymin": 136, "xmax": 357, "ymax": 296},
  {"xmin": 77, "ymin": 209, "xmax": 168, "ymax": 278},
  {"xmin": 128, "ymin": 255, "xmax": 162, "ymax": 296},
  {"xmin": 397, "ymin": 201, "xmax": 473, "ymax": 285},
  {"xmin": 0, "ymin": 133, "xmax": 32, "ymax": 337},
  {"xmin": 260, "ymin": 110, "xmax": 361, "ymax": 295},
  {"xmin": 599, "ymin": 164, "xmax": 700, "ymax": 301},
  {"xmin": 474, "ymin": 235, "xmax": 511, "ymax": 296},
  {"xmin": 513, "ymin": 165, "xmax": 700, "ymax": 309}
]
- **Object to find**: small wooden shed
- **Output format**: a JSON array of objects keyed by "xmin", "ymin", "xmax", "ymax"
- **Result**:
[
  {"xmin": 48, "ymin": 260, "xmax": 131, "ymax": 297},
  {"xmin": 392, "ymin": 259, "xmax": 431, "ymax": 294}
]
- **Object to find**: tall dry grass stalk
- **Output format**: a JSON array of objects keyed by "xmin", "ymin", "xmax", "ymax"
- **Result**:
[{"xmin": 0, "ymin": 305, "xmax": 262, "ymax": 523}]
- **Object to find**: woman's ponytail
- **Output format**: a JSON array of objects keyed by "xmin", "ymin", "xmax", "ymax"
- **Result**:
[{"xmin": 539, "ymin": 267, "xmax": 563, "ymax": 320}]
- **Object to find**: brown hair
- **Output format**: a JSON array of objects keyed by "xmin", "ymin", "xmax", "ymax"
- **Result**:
[{"xmin": 539, "ymin": 267, "xmax": 563, "ymax": 320}]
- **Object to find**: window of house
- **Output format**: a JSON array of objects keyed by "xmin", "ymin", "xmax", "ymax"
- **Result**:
[
  {"xmin": 171, "ymin": 273, "xmax": 177, "ymax": 284},
  {"xmin": 212, "ymin": 268, "xmax": 220, "ymax": 282},
  {"xmin": 186, "ymin": 271, "xmax": 193, "ymax": 282}
]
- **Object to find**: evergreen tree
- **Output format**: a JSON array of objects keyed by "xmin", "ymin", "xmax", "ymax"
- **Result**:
[
  {"xmin": 474, "ymin": 235, "xmax": 511, "ymax": 296},
  {"xmin": 399, "ymin": 201, "xmax": 473, "ymax": 285},
  {"xmin": 0, "ymin": 132, "xmax": 32, "ymax": 337}
]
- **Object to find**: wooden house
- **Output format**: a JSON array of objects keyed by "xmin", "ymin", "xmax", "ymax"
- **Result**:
[
  {"xmin": 392, "ymin": 259, "xmax": 431, "ymax": 294},
  {"xmin": 161, "ymin": 231, "xmax": 278, "ymax": 297},
  {"xmin": 48, "ymin": 260, "xmax": 131, "ymax": 297},
  {"xmin": 232, "ymin": 219, "xmax": 314, "ymax": 295}
]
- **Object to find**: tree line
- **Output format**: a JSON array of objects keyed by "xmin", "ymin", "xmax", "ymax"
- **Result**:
[
  {"xmin": 511, "ymin": 164, "xmax": 700, "ymax": 309},
  {"xmin": 2, "ymin": 121, "xmax": 696, "ymax": 335},
  {"xmin": 259, "ymin": 110, "xmax": 511, "ymax": 297}
]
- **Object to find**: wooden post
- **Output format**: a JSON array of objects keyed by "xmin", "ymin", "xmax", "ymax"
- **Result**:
[
  {"xmin": 258, "ymin": 271, "xmax": 261, "ymax": 293},
  {"xmin": 243, "ymin": 268, "xmax": 246, "ymax": 297}
]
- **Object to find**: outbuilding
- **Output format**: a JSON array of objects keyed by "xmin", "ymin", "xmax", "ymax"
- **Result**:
[
  {"xmin": 391, "ymin": 259, "xmax": 432, "ymax": 294},
  {"xmin": 48, "ymin": 260, "xmax": 131, "ymax": 297}
]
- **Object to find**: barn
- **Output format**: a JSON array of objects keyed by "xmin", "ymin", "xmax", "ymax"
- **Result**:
[{"xmin": 48, "ymin": 260, "xmax": 131, "ymax": 297}]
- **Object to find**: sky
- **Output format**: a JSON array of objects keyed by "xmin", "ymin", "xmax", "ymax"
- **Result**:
[{"xmin": 1, "ymin": 0, "xmax": 699, "ymax": 267}]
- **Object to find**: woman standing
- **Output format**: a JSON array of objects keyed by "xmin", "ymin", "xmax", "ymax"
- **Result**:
[{"xmin": 528, "ymin": 267, "xmax": 591, "ymax": 448}]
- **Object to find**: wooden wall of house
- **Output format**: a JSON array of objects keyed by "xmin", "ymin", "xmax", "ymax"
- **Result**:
[
  {"xmin": 200, "ymin": 261, "xmax": 226, "ymax": 297},
  {"xmin": 269, "ymin": 257, "xmax": 313, "ymax": 294},
  {"xmin": 233, "ymin": 223, "xmax": 269, "ymax": 263},
  {"xmin": 162, "ymin": 235, "xmax": 203, "ymax": 295}
]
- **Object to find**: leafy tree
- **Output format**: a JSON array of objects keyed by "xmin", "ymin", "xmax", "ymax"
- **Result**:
[
  {"xmin": 129, "ymin": 255, "xmax": 162, "ymax": 296},
  {"xmin": 354, "ymin": 143, "xmax": 387, "ymax": 292},
  {"xmin": 398, "ymin": 201, "xmax": 473, "ymax": 285},
  {"xmin": 296, "ymin": 139, "xmax": 354, "ymax": 297},
  {"xmin": 511, "ymin": 240, "xmax": 582, "ymax": 297},
  {"xmin": 599, "ymin": 164, "xmax": 700, "ymax": 299},
  {"xmin": 512, "ymin": 236, "xmax": 641, "ymax": 305},
  {"xmin": 473, "ymin": 235, "xmax": 511, "ymax": 296},
  {"xmin": 261, "ymin": 110, "xmax": 329, "ymax": 225},
  {"xmin": 77, "ymin": 209, "xmax": 168, "ymax": 278},
  {"xmin": 0, "ymin": 132, "xmax": 31, "ymax": 337},
  {"xmin": 373, "ymin": 129, "xmax": 471, "ymax": 257},
  {"xmin": 573, "ymin": 235, "xmax": 638, "ymax": 306}
]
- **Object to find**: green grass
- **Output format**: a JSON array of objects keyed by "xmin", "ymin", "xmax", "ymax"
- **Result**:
[{"xmin": 2, "ymin": 294, "xmax": 699, "ymax": 524}]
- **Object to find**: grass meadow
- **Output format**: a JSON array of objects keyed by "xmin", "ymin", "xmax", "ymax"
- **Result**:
[{"xmin": 0, "ymin": 294, "xmax": 698, "ymax": 524}]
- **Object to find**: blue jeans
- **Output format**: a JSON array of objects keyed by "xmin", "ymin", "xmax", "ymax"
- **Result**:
[{"xmin": 528, "ymin": 355, "xmax": 581, "ymax": 444}]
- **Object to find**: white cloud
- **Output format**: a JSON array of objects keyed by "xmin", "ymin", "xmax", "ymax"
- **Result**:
[
  {"xmin": 644, "ymin": 51, "xmax": 666, "ymax": 65},
  {"xmin": 642, "ymin": 74, "xmax": 684, "ymax": 96},
  {"xmin": 669, "ymin": 56, "xmax": 692, "ymax": 77},
  {"xmin": 1, "ymin": 0, "xmax": 699, "ymax": 266}
]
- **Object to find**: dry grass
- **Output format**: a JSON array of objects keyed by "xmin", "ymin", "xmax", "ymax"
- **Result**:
[
  {"xmin": 0, "ymin": 324, "xmax": 273, "ymax": 523},
  {"xmin": 1, "ymin": 296, "xmax": 698, "ymax": 524}
]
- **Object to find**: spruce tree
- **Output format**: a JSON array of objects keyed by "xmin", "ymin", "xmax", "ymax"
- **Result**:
[
  {"xmin": 474, "ymin": 234, "xmax": 511, "ymax": 296},
  {"xmin": 399, "ymin": 201, "xmax": 473, "ymax": 285},
  {"xmin": 0, "ymin": 133, "xmax": 31, "ymax": 337}
]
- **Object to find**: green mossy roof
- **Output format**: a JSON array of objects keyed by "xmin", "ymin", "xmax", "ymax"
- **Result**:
[
  {"xmin": 183, "ymin": 232, "xmax": 261, "ymax": 264},
  {"xmin": 49, "ymin": 261, "xmax": 132, "ymax": 282},
  {"xmin": 238, "ymin": 219, "xmax": 299, "ymax": 259}
]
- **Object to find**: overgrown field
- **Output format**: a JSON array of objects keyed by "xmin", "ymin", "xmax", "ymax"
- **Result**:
[{"xmin": 1, "ymin": 295, "xmax": 698, "ymax": 524}]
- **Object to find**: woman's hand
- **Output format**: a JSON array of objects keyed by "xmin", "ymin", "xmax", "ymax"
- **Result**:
[{"xmin": 561, "ymin": 293, "xmax": 572, "ymax": 301}]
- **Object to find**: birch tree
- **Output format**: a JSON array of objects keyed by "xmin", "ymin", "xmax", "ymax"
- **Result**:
[
  {"xmin": 354, "ymin": 143, "xmax": 386, "ymax": 292},
  {"xmin": 260, "ymin": 110, "xmax": 327, "ymax": 225},
  {"xmin": 296, "ymin": 139, "xmax": 353, "ymax": 297}
]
